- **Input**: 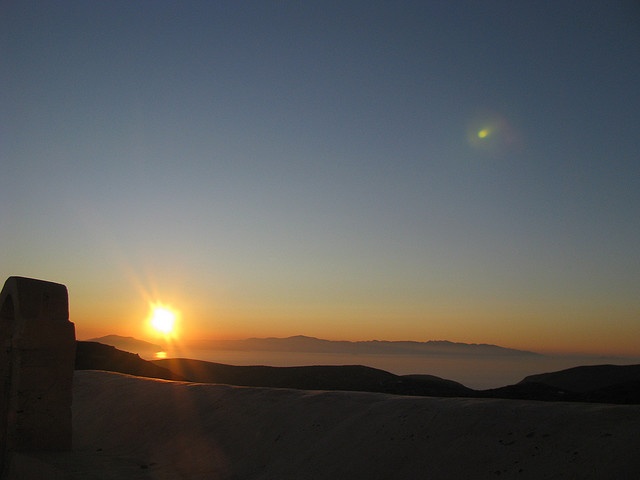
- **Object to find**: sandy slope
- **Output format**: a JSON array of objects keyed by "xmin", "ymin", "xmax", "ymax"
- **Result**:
[{"xmin": 9, "ymin": 370, "xmax": 640, "ymax": 479}]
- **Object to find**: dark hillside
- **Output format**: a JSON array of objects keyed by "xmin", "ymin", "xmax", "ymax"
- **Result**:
[
  {"xmin": 75, "ymin": 341, "xmax": 184, "ymax": 381},
  {"xmin": 520, "ymin": 364, "xmax": 640, "ymax": 392},
  {"xmin": 153, "ymin": 358, "xmax": 474, "ymax": 397},
  {"xmin": 74, "ymin": 342, "xmax": 640, "ymax": 404}
]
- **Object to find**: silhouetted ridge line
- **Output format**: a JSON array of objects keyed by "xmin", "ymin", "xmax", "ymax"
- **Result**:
[
  {"xmin": 519, "ymin": 364, "xmax": 640, "ymax": 392},
  {"xmin": 152, "ymin": 358, "xmax": 474, "ymax": 397},
  {"xmin": 86, "ymin": 334, "xmax": 163, "ymax": 353},
  {"xmin": 197, "ymin": 335, "xmax": 540, "ymax": 356},
  {"xmin": 75, "ymin": 341, "xmax": 184, "ymax": 381}
]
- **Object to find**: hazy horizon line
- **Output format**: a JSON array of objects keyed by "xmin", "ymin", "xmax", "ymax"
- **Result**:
[{"xmin": 84, "ymin": 333, "xmax": 640, "ymax": 360}]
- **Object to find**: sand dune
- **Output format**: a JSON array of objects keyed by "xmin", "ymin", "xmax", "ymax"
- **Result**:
[{"xmin": 8, "ymin": 370, "xmax": 640, "ymax": 479}]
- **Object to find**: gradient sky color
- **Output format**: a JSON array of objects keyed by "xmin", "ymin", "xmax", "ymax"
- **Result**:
[{"xmin": 2, "ymin": 1, "xmax": 639, "ymax": 354}]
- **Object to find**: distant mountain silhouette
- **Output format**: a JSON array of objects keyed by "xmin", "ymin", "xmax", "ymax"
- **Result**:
[
  {"xmin": 199, "ymin": 335, "xmax": 540, "ymax": 357},
  {"xmin": 86, "ymin": 335, "xmax": 163, "ymax": 353},
  {"xmin": 75, "ymin": 341, "xmax": 640, "ymax": 404},
  {"xmin": 75, "ymin": 341, "xmax": 183, "ymax": 381}
]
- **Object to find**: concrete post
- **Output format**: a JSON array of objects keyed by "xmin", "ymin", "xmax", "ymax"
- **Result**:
[{"xmin": 0, "ymin": 277, "xmax": 76, "ymax": 473}]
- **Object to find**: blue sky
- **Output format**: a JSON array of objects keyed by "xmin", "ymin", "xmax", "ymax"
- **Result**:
[{"xmin": 1, "ymin": 1, "xmax": 639, "ymax": 353}]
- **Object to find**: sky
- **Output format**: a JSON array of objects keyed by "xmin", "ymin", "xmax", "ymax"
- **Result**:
[{"xmin": 1, "ymin": 1, "xmax": 639, "ymax": 355}]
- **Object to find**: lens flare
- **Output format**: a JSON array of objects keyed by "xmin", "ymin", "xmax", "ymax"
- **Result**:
[{"xmin": 467, "ymin": 112, "xmax": 521, "ymax": 156}]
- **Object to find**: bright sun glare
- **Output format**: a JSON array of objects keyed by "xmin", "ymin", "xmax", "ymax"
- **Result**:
[{"xmin": 150, "ymin": 306, "xmax": 176, "ymax": 334}]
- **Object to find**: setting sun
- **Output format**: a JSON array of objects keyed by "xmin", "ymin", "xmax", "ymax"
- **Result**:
[{"xmin": 150, "ymin": 306, "xmax": 176, "ymax": 335}]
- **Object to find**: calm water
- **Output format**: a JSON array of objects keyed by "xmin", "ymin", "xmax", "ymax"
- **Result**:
[{"xmin": 143, "ymin": 347, "xmax": 639, "ymax": 390}]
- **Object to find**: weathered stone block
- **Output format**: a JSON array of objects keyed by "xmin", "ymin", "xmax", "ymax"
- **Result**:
[{"xmin": 0, "ymin": 276, "xmax": 76, "ymax": 476}]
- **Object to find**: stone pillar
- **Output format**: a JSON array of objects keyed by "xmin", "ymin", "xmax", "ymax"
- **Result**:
[{"xmin": 0, "ymin": 277, "xmax": 76, "ymax": 472}]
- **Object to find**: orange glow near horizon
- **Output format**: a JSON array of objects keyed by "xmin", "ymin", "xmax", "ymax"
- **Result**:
[{"xmin": 68, "ymin": 289, "xmax": 640, "ymax": 358}]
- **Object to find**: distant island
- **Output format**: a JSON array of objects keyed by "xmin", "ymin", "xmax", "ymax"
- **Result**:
[
  {"xmin": 86, "ymin": 335, "xmax": 163, "ymax": 354},
  {"xmin": 194, "ymin": 335, "xmax": 541, "ymax": 357},
  {"xmin": 86, "ymin": 334, "xmax": 540, "ymax": 357}
]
